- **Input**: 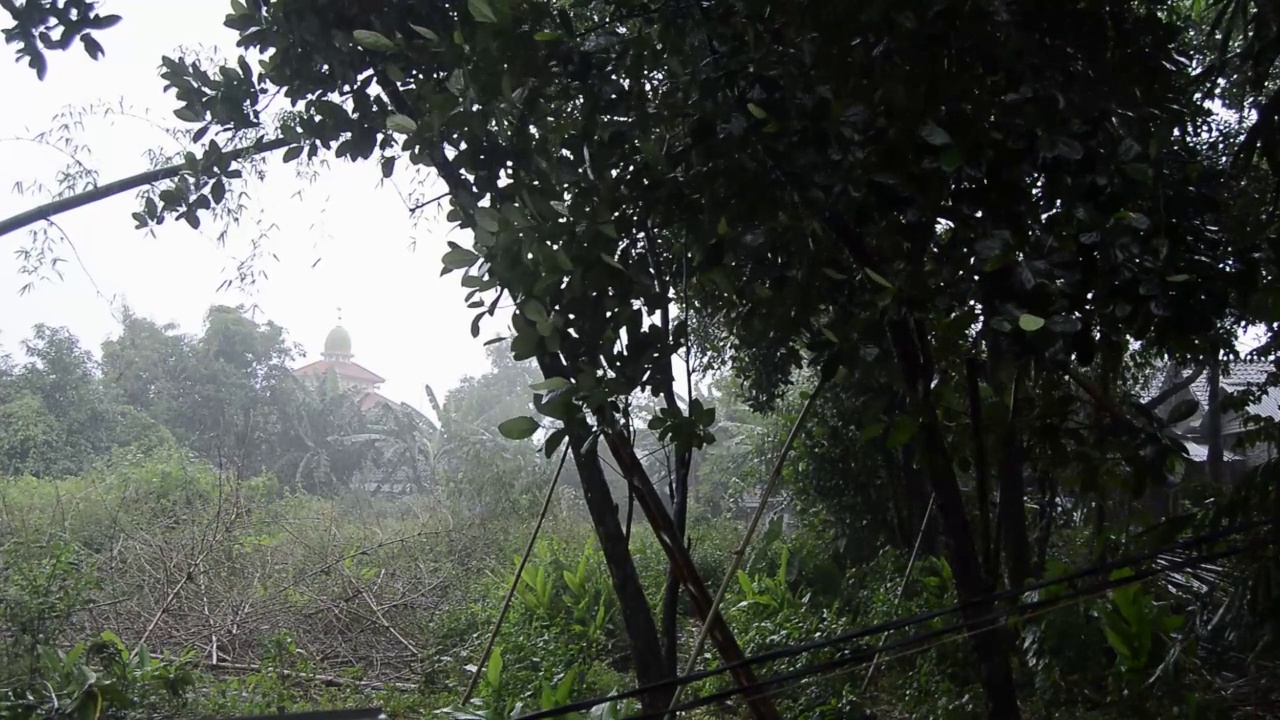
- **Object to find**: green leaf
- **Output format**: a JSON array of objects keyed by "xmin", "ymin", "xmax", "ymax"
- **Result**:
[
  {"xmin": 864, "ymin": 268, "xmax": 894, "ymax": 289},
  {"xmin": 821, "ymin": 267, "xmax": 848, "ymax": 280},
  {"xmin": 1046, "ymin": 315, "xmax": 1081, "ymax": 333},
  {"xmin": 1018, "ymin": 313, "xmax": 1046, "ymax": 331},
  {"xmin": 535, "ymin": 31, "xmax": 562, "ymax": 41},
  {"xmin": 282, "ymin": 145, "xmax": 304, "ymax": 163},
  {"xmin": 522, "ymin": 299, "xmax": 550, "ymax": 324},
  {"xmin": 409, "ymin": 24, "xmax": 439, "ymax": 41},
  {"xmin": 940, "ymin": 146, "xmax": 963, "ymax": 172},
  {"xmin": 498, "ymin": 416, "xmax": 540, "ymax": 440},
  {"xmin": 442, "ymin": 246, "xmax": 479, "ymax": 270},
  {"xmin": 1123, "ymin": 163, "xmax": 1153, "ymax": 183},
  {"xmin": 746, "ymin": 103, "xmax": 768, "ymax": 119},
  {"xmin": 487, "ymin": 646, "xmax": 503, "ymax": 688},
  {"xmin": 717, "ymin": 216, "xmax": 730, "ymax": 236},
  {"xmin": 543, "ymin": 427, "xmax": 568, "ymax": 458},
  {"xmin": 1166, "ymin": 274, "xmax": 1190, "ymax": 282},
  {"xmin": 531, "ymin": 377, "xmax": 572, "ymax": 392},
  {"xmin": 919, "ymin": 121, "xmax": 953, "ymax": 146},
  {"xmin": 352, "ymin": 29, "xmax": 396, "ymax": 52},
  {"xmin": 475, "ymin": 207, "xmax": 501, "ymax": 232},
  {"xmin": 469, "ymin": 0, "xmax": 499, "ymax": 23},
  {"xmin": 386, "ymin": 114, "xmax": 417, "ymax": 134}
]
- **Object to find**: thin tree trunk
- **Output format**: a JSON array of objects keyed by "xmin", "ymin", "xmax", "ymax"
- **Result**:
[
  {"xmin": 603, "ymin": 431, "xmax": 781, "ymax": 720},
  {"xmin": 661, "ymin": 445, "xmax": 690, "ymax": 673},
  {"xmin": 1206, "ymin": 360, "xmax": 1224, "ymax": 484},
  {"xmin": 965, "ymin": 358, "xmax": 994, "ymax": 568},
  {"xmin": 885, "ymin": 317, "xmax": 1022, "ymax": 720},
  {"xmin": 536, "ymin": 357, "xmax": 672, "ymax": 712},
  {"xmin": 565, "ymin": 421, "xmax": 673, "ymax": 711}
]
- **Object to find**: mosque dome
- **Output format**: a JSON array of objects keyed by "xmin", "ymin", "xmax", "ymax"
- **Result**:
[{"xmin": 323, "ymin": 324, "xmax": 352, "ymax": 359}]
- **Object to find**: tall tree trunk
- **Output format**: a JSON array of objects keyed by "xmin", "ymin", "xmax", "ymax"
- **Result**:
[
  {"xmin": 537, "ymin": 358, "xmax": 672, "ymax": 711},
  {"xmin": 604, "ymin": 431, "xmax": 781, "ymax": 720},
  {"xmin": 964, "ymin": 358, "xmax": 994, "ymax": 568},
  {"xmin": 661, "ymin": 445, "xmax": 691, "ymax": 673},
  {"xmin": 885, "ymin": 317, "xmax": 1022, "ymax": 720},
  {"xmin": 564, "ymin": 421, "xmax": 674, "ymax": 711},
  {"xmin": 1206, "ymin": 360, "xmax": 1224, "ymax": 484}
]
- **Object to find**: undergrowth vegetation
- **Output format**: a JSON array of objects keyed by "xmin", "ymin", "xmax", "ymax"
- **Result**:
[{"xmin": 2, "ymin": 439, "xmax": 1268, "ymax": 719}]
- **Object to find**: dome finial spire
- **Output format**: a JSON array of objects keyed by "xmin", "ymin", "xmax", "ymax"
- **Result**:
[{"xmin": 322, "ymin": 313, "xmax": 353, "ymax": 362}]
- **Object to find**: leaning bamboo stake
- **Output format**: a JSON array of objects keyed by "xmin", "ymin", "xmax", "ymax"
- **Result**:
[
  {"xmin": 665, "ymin": 374, "xmax": 830, "ymax": 718},
  {"xmin": 459, "ymin": 445, "xmax": 570, "ymax": 705},
  {"xmin": 861, "ymin": 493, "xmax": 935, "ymax": 690}
]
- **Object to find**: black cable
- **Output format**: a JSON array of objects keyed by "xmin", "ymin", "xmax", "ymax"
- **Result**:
[
  {"xmin": 511, "ymin": 516, "xmax": 1276, "ymax": 720},
  {"xmin": 629, "ymin": 536, "xmax": 1267, "ymax": 719}
]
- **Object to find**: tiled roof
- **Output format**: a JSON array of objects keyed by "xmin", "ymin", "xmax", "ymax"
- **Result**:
[
  {"xmin": 1147, "ymin": 360, "xmax": 1280, "ymax": 428},
  {"xmin": 292, "ymin": 359, "xmax": 386, "ymax": 385}
]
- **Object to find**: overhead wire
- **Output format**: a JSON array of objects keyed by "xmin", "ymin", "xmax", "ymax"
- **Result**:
[
  {"xmin": 511, "ymin": 515, "xmax": 1277, "ymax": 720},
  {"xmin": 630, "ymin": 534, "xmax": 1268, "ymax": 719}
]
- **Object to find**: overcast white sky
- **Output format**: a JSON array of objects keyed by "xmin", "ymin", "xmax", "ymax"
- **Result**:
[{"xmin": 0, "ymin": 0, "xmax": 491, "ymax": 411}]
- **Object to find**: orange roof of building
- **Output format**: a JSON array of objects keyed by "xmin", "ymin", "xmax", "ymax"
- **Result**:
[{"xmin": 292, "ymin": 359, "xmax": 386, "ymax": 385}]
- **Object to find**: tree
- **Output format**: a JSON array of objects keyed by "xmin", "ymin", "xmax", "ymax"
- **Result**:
[
  {"xmin": 101, "ymin": 304, "xmax": 298, "ymax": 479},
  {"xmin": 274, "ymin": 371, "xmax": 370, "ymax": 493},
  {"xmin": 0, "ymin": 324, "xmax": 172, "ymax": 477},
  {"xmin": 8, "ymin": 0, "xmax": 1280, "ymax": 716}
]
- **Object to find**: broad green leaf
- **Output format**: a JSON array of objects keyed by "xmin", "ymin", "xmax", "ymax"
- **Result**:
[
  {"xmin": 535, "ymin": 31, "xmax": 562, "ymax": 41},
  {"xmin": 352, "ymin": 29, "xmax": 396, "ymax": 52},
  {"xmin": 1166, "ymin": 274, "xmax": 1190, "ymax": 282},
  {"xmin": 469, "ymin": 0, "xmax": 499, "ymax": 23},
  {"xmin": 531, "ymin": 377, "xmax": 572, "ymax": 392},
  {"xmin": 1018, "ymin": 313, "xmax": 1046, "ymax": 331},
  {"xmin": 442, "ymin": 246, "xmax": 479, "ymax": 269},
  {"xmin": 746, "ymin": 103, "xmax": 768, "ymax": 119},
  {"xmin": 487, "ymin": 646, "xmax": 503, "ymax": 688},
  {"xmin": 919, "ymin": 121, "xmax": 952, "ymax": 146},
  {"xmin": 543, "ymin": 427, "xmax": 568, "ymax": 458},
  {"xmin": 475, "ymin": 207, "xmax": 501, "ymax": 232},
  {"xmin": 386, "ymin": 114, "xmax": 417, "ymax": 133},
  {"xmin": 523, "ymin": 299, "xmax": 550, "ymax": 324},
  {"xmin": 498, "ymin": 416, "xmax": 540, "ymax": 440},
  {"xmin": 940, "ymin": 146, "xmax": 963, "ymax": 172}
]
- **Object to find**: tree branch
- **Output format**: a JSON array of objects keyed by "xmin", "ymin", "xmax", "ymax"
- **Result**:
[
  {"xmin": 1142, "ymin": 365, "xmax": 1206, "ymax": 412},
  {"xmin": 0, "ymin": 136, "xmax": 290, "ymax": 238}
]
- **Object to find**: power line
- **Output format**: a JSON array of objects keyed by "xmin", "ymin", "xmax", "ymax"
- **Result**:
[
  {"xmin": 512, "ymin": 516, "xmax": 1276, "ymax": 720},
  {"xmin": 631, "ymin": 536, "xmax": 1266, "ymax": 719}
]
